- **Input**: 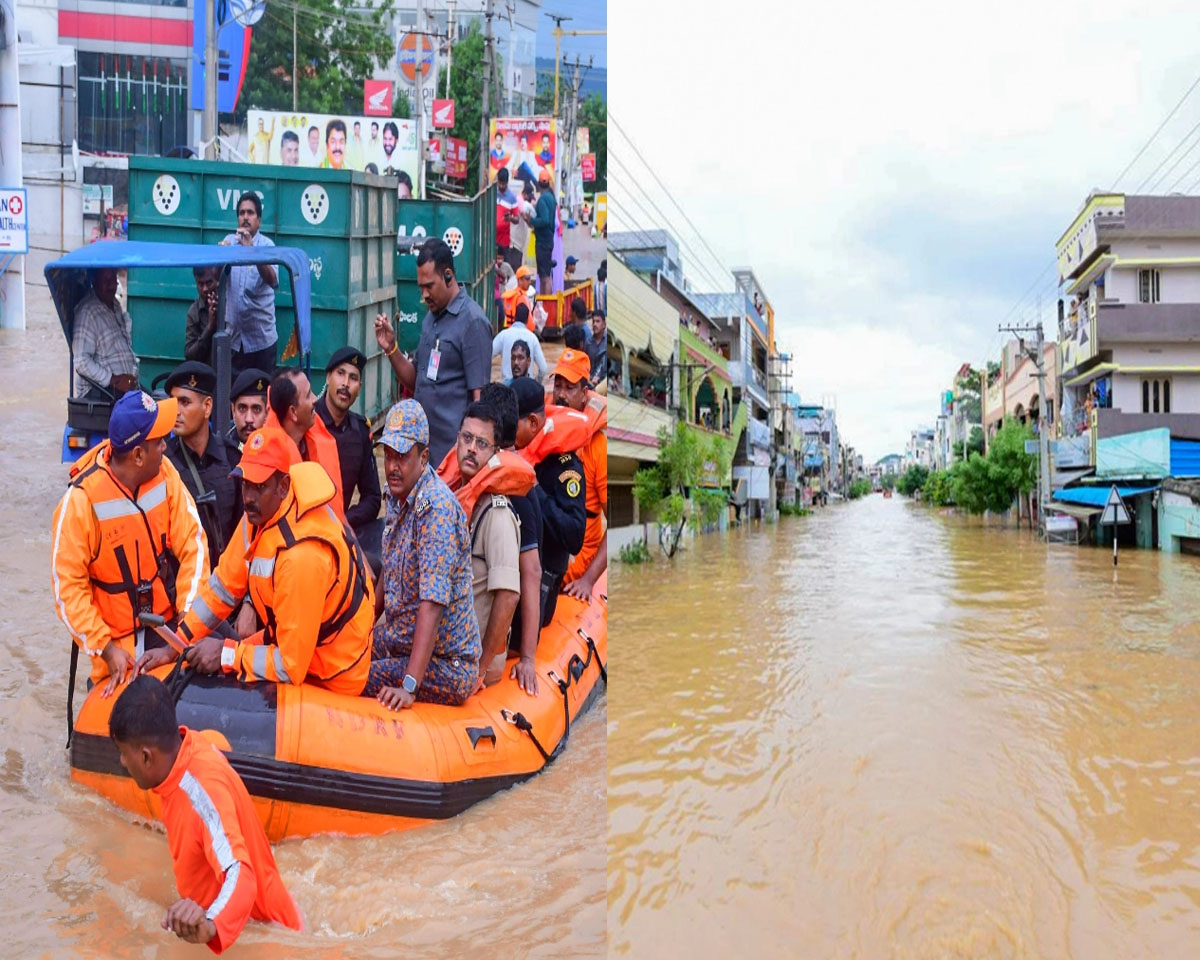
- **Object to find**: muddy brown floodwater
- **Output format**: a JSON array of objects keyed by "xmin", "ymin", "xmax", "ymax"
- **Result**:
[
  {"xmin": 609, "ymin": 496, "xmax": 1200, "ymax": 959},
  {"xmin": 0, "ymin": 286, "xmax": 603, "ymax": 959}
]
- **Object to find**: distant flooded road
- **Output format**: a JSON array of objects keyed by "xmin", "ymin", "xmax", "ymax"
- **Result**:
[
  {"xmin": 609, "ymin": 497, "xmax": 1200, "ymax": 958},
  {"xmin": 0, "ymin": 290, "xmax": 603, "ymax": 958}
]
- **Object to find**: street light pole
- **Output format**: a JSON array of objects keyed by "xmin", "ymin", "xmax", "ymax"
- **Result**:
[{"xmin": 204, "ymin": 0, "xmax": 218, "ymax": 158}]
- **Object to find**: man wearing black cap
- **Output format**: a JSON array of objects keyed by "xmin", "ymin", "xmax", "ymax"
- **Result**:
[
  {"xmin": 315, "ymin": 346, "xmax": 382, "ymax": 538},
  {"xmin": 227, "ymin": 368, "xmax": 270, "ymax": 448},
  {"xmin": 511, "ymin": 377, "xmax": 586, "ymax": 629},
  {"xmin": 164, "ymin": 361, "xmax": 242, "ymax": 559}
]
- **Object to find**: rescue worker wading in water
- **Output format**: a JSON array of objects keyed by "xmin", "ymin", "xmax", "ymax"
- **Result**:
[
  {"xmin": 52, "ymin": 391, "xmax": 208, "ymax": 701},
  {"xmin": 135, "ymin": 427, "xmax": 375, "ymax": 696}
]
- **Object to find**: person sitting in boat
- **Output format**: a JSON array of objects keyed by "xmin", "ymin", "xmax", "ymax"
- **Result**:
[
  {"xmin": 363, "ymin": 399, "xmax": 481, "ymax": 710},
  {"xmin": 551, "ymin": 350, "xmax": 608, "ymax": 604},
  {"xmin": 265, "ymin": 366, "xmax": 345, "ymax": 521},
  {"xmin": 512, "ymin": 378, "xmax": 587, "ymax": 630},
  {"xmin": 136, "ymin": 428, "xmax": 375, "ymax": 697},
  {"xmin": 51, "ymin": 391, "xmax": 208, "ymax": 699},
  {"xmin": 480, "ymin": 383, "xmax": 543, "ymax": 696},
  {"xmin": 436, "ymin": 401, "xmax": 536, "ymax": 690},
  {"xmin": 109, "ymin": 676, "xmax": 303, "ymax": 951}
]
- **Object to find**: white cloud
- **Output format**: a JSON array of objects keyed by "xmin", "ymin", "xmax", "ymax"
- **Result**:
[{"xmin": 609, "ymin": 0, "xmax": 1200, "ymax": 459}]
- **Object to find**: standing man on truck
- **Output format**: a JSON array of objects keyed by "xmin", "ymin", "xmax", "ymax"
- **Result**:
[{"xmin": 220, "ymin": 192, "xmax": 278, "ymax": 376}]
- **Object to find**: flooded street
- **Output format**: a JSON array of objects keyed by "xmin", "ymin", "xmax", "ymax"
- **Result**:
[
  {"xmin": 0, "ymin": 289, "xmax": 604, "ymax": 959},
  {"xmin": 609, "ymin": 497, "xmax": 1200, "ymax": 958}
]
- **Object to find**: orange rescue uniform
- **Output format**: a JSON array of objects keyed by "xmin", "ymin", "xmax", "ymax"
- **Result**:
[
  {"xmin": 264, "ymin": 409, "xmax": 345, "ymax": 522},
  {"xmin": 154, "ymin": 727, "xmax": 302, "ymax": 953},
  {"xmin": 179, "ymin": 462, "xmax": 373, "ymax": 696},
  {"xmin": 555, "ymin": 394, "xmax": 607, "ymax": 583},
  {"xmin": 51, "ymin": 441, "xmax": 208, "ymax": 685}
]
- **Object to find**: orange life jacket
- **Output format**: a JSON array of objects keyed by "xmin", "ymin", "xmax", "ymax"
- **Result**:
[
  {"xmin": 181, "ymin": 463, "xmax": 372, "ymax": 696},
  {"xmin": 53, "ymin": 441, "xmax": 208, "ymax": 683},
  {"xmin": 264, "ymin": 409, "xmax": 345, "ymax": 521},
  {"xmin": 520, "ymin": 405, "xmax": 596, "ymax": 464},
  {"xmin": 436, "ymin": 448, "xmax": 536, "ymax": 519},
  {"xmin": 502, "ymin": 287, "xmax": 537, "ymax": 331}
]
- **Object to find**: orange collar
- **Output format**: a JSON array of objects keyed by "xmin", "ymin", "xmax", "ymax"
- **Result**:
[{"xmin": 437, "ymin": 448, "xmax": 536, "ymax": 518}]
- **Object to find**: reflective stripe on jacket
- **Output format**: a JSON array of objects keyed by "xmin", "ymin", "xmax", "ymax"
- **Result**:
[
  {"xmin": 154, "ymin": 727, "xmax": 302, "ymax": 953},
  {"xmin": 50, "ymin": 440, "xmax": 207, "ymax": 684},
  {"xmin": 180, "ymin": 462, "xmax": 373, "ymax": 696}
]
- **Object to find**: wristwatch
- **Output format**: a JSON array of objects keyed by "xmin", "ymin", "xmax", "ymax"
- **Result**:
[{"xmin": 402, "ymin": 673, "xmax": 419, "ymax": 694}]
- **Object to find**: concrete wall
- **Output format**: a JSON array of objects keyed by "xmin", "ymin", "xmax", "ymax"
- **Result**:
[
  {"xmin": 1112, "ymin": 371, "xmax": 1200, "ymax": 414},
  {"xmin": 1159, "ymin": 491, "xmax": 1200, "ymax": 553}
]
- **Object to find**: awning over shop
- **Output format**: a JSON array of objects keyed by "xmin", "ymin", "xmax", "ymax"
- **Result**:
[
  {"xmin": 609, "ymin": 256, "xmax": 678, "ymax": 362},
  {"xmin": 1047, "ymin": 502, "xmax": 1102, "ymax": 520},
  {"xmin": 1052, "ymin": 484, "xmax": 1159, "ymax": 506}
]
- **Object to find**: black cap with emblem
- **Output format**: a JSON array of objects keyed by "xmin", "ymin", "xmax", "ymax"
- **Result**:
[
  {"xmin": 512, "ymin": 377, "xmax": 545, "ymax": 418},
  {"xmin": 230, "ymin": 367, "xmax": 270, "ymax": 401},
  {"xmin": 164, "ymin": 360, "xmax": 217, "ymax": 397},
  {"xmin": 325, "ymin": 345, "xmax": 367, "ymax": 373}
]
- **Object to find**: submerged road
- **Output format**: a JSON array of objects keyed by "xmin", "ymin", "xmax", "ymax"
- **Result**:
[{"xmin": 609, "ymin": 496, "xmax": 1200, "ymax": 958}]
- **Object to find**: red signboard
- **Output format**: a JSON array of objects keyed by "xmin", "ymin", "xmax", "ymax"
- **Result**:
[
  {"xmin": 581, "ymin": 153, "xmax": 596, "ymax": 181},
  {"xmin": 445, "ymin": 136, "xmax": 468, "ymax": 179},
  {"xmin": 363, "ymin": 79, "xmax": 393, "ymax": 116},
  {"xmin": 432, "ymin": 99, "xmax": 455, "ymax": 129}
]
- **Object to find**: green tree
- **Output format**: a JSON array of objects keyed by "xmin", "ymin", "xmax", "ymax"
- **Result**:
[
  {"xmin": 896, "ymin": 465, "xmax": 929, "ymax": 496},
  {"xmin": 633, "ymin": 423, "xmax": 726, "ymax": 557},
  {"xmin": 948, "ymin": 418, "xmax": 1036, "ymax": 516},
  {"xmin": 954, "ymin": 367, "xmax": 983, "ymax": 424},
  {"xmin": 236, "ymin": 0, "xmax": 397, "ymax": 122},
  {"xmin": 923, "ymin": 469, "xmax": 955, "ymax": 506},
  {"xmin": 880, "ymin": 473, "xmax": 897, "ymax": 491},
  {"xmin": 967, "ymin": 425, "xmax": 985, "ymax": 458}
]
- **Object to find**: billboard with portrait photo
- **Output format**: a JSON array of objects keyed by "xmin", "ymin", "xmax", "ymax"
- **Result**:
[
  {"xmin": 488, "ymin": 117, "xmax": 558, "ymax": 189},
  {"xmin": 247, "ymin": 109, "xmax": 420, "ymax": 190}
]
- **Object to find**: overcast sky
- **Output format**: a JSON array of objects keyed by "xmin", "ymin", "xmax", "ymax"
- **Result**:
[{"xmin": 609, "ymin": 0, "xmax": 1200, "ymax": 461}]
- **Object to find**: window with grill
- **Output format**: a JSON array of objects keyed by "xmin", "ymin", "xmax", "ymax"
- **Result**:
[
  {"xmin": 1142, "ymin": 378, "xmax": 1172, "ymax": 413},
  {"xmin": 1138, "ymin": 269, "xmax": 1161, "ymax": 303}
]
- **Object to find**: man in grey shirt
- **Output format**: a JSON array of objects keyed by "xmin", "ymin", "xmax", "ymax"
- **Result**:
[
  {"xmin": 220, "ymin": 191, "xmax": 279, "ymax": 374},
  {"xmin": 375, "ymin": 238, "xmax": 493, "ymax": 465}
]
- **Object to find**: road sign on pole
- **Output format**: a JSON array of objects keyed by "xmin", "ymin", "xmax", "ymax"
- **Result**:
[
  {"xmin": 1099, "ymin": 485, "xmax": 1131, "ymax": 526},
  {"xmin": 1099, "ymin": 485, "xmax": 1132, "ymax": 567}
]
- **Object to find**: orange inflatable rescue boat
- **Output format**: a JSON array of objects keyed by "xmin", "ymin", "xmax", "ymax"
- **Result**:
[{"xmin": 69, "ymin": 575, "xmax": 607, "ymax": 841}]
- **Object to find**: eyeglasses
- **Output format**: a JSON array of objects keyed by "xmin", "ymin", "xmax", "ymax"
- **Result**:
[{"xmin": 458, "ymin": 430, "xmax": 495, "ymax": 454}]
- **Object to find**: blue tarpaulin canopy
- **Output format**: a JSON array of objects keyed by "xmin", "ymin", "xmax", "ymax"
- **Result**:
[
  {"xmin": 1052, "ymin": 484, "xmax": 1158, "ymax": 506},
  {"xmin": 44, "ymin": 241, "xmax": 313, "ymax": 355}
]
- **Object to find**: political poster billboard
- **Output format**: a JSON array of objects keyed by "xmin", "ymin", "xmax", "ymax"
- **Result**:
[
  {"xmin": 487, "ymin": 117, "xmax": 558, "ymax": 188},
  {"xmin": 246, "ymin": 109, "xmax": 420, "ymax": 190}
]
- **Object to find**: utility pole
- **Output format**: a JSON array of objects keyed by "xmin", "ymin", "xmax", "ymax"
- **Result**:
[
  {"xmin": 203, "ymin": 0, "xmax": 218, "ymax": 158},
  {"xmin": 445, "ymin": 0, "xmax": 456, "ymax": 98},
  {"xmin": 545, "ymin": 14, "xmax": 605, "ymax": 116},
  {"xmin": 999, "ymin": 321, "xmax": 1052, "ymax": 533},
  {"xmin": 414, "ymin": 0, "xmax": 427, "ymax": 198},
  {"xmin": 479, "ymin": 0, "xmax": 495, "ymax": 192}
]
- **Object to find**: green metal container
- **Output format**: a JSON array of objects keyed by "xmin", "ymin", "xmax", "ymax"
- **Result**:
[
  {"xmin": 126, "ymin": 157, "xmax": 398, "ymax": 424},
  {"xmin": 394, "ymin": 183, "xmax": 497, "ymax": 351}
]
